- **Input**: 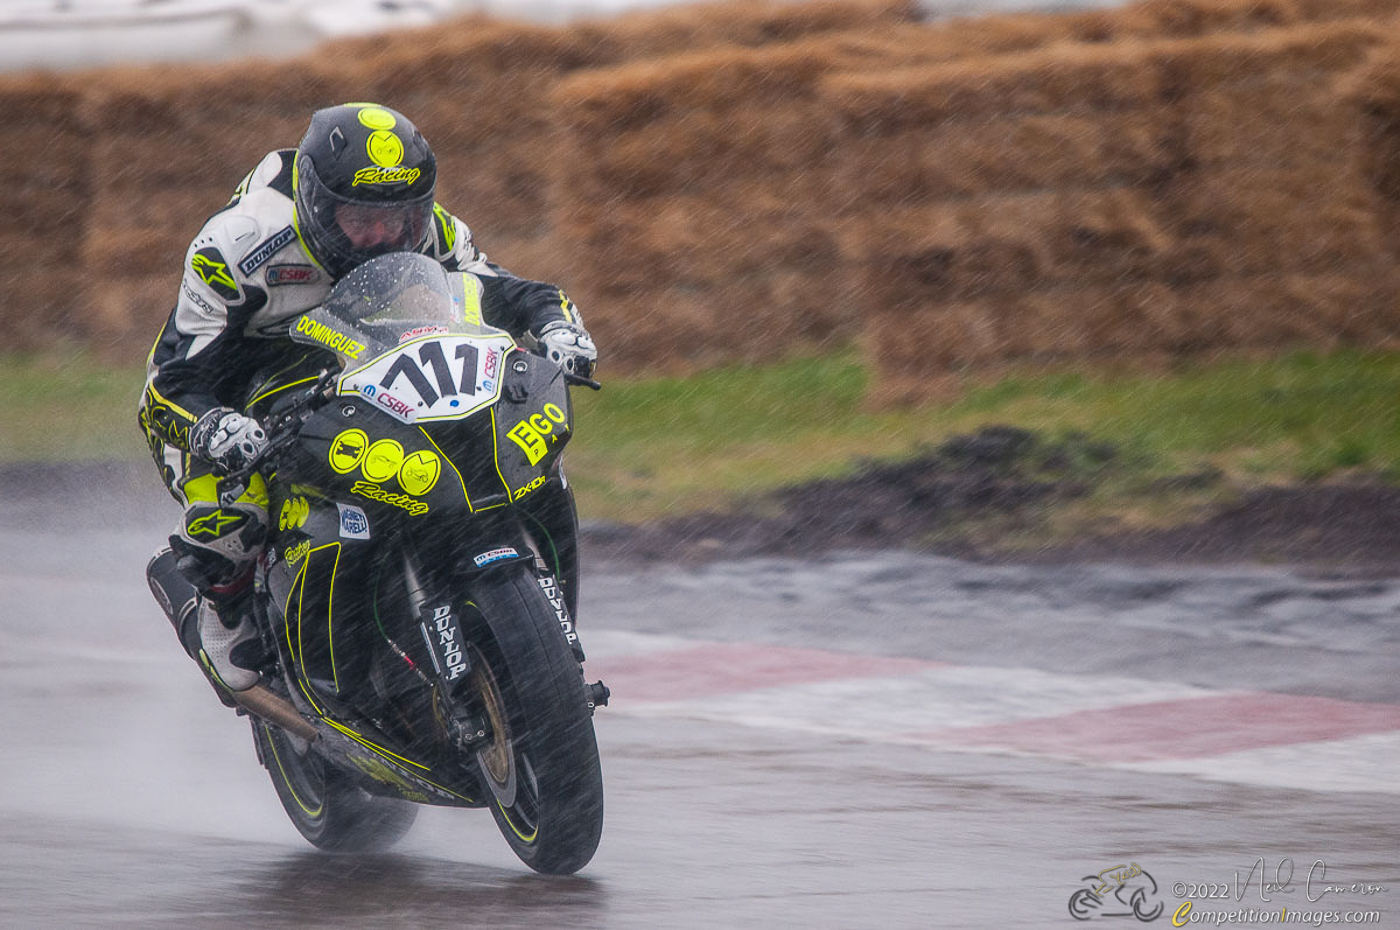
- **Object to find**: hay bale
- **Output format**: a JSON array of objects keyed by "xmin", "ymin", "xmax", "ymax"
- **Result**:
[{"xmin": 838, "ymin": 111, "xmax": 1181, "ymax": 205}]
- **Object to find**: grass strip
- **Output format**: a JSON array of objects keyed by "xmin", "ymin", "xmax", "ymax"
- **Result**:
[{"xmin": 4, "ymin": 348, "xmax": 1398, "ymax": 525}]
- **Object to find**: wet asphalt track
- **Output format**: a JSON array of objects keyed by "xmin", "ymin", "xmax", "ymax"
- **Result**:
[{"xmin": 2, "ymin": 465, "xmax": 1398, "ymax": 929}]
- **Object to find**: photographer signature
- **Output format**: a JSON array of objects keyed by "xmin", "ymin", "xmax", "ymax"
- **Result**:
[{"xmin": 1233, "ymin": 859, "xmax": 1388, "ymax": 903}]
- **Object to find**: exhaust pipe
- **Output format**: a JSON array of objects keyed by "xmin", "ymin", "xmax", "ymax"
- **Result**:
[{"xmin": 233, "ymin": 684, "xmax": 321, "ymax": 743}]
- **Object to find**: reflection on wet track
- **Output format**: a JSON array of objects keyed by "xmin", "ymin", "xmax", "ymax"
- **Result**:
[{"xmin": 2, "ymin": 475, "xmax": 1397, "ymax": 928}]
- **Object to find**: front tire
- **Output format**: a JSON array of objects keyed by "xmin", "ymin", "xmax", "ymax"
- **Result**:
[
  {"xmin": 463, "ymin": 567, "xmax": 603, "ymax": 874},
  {"xmin": 252, "ymin": 719, "xmax": 417, "ymax": 852}
]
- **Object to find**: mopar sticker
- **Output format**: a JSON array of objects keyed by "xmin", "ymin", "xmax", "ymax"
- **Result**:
[
  {"xmin": 337, "ymin": 503, "xmax": 370, "ymax": 539},
  {"xmin": 473, "ymin": 547, "xmax": 519, "ymax": 567}
]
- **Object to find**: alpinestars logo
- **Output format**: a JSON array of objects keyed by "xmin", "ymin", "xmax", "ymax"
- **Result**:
[
  {"xmin": 187, "ymin": 509, "xmax": 244, "ymax": 538},
  {"xmin": 190, "ymin": 248, "xmax": 240, "ymax": 301}
]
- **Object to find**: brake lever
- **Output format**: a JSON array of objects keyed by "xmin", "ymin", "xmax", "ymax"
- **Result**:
[{"xmin": 564, "ymin": 372, "xmax": 602, "ymax": 391}]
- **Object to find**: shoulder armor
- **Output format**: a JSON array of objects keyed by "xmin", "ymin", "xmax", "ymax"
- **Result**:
[
  {"xmin": 184, "ymin": 190, "xmax": 303, "ymax": 307},
  {"xmin": 229, "ymin": 150, "xmax": 295, "ymax": 205}
]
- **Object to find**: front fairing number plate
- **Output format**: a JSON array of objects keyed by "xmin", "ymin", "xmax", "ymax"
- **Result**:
[{"xmin": 337, "ymin": 333, "xmax": 515, "ymax": 424}]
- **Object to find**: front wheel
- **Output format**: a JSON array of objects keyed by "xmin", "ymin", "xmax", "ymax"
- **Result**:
[
  {"xmin": 462, "ymin": 567, "xmax": 603, "ymax": 874},
  {"xmin": 251, "ymin": 719, "xmax": 417, "ymax": 852}
]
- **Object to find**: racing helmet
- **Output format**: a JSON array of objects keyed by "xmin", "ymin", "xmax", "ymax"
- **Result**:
[{"xmin": 293, "ymin": 102, "xmax": 438, "ymax": 278}]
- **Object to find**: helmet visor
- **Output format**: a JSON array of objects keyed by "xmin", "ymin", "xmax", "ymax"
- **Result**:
[{"xmin": 297, "ymin": 160, "xmax": 434, "ymax": 273}]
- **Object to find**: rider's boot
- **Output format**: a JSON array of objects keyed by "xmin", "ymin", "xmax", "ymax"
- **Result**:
[
  {"xmin": 192, "ymin": 578, "xmax": 263, "ymax": 694},
  {"xmin": 146, "ymin": 547, "xmax": 262, "ymax": 705}
]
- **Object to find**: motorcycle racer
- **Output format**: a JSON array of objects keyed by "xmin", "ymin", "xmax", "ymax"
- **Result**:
[{"xmin": 139, "ymin": 102, "xmax": 597, "ymax": 700}]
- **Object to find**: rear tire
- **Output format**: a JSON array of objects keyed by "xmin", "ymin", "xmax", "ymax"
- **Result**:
[
  {"xmin": 252, "ymin": 719, "xmax": 417, "ymax": 852},
  {"xmin": 464, "ymin": 567, "xmax": 603, "ymax": 874}
]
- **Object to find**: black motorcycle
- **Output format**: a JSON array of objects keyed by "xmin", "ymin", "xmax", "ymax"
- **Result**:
[{"xmin": 147, "ymin": 252, "xmax": 607, "ymax": 874}]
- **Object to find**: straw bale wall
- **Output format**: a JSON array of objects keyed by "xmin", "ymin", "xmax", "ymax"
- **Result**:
[
  {"xmin": 8, "ymin": 0, "xmax": 1400, "ymax": 404},
  {"xmin": 828, "ymin": 22, "xmax": 1400, "ymax": 399},
  {"xmin": 4, "ymin": 78, "xmax": 89, "ymax": 349},
  {"xmin": 546, "ymin": 2, "xmax": 1400, "ymax": 378},
  {"xmin": 0, "ymin": 0, "xmax": 911, "ymax": 355}
]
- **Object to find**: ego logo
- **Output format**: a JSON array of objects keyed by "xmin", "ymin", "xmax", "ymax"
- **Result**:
[
  {"xmin": 329, "ymin": 429, "xmax": 368, "ymax": 473},
  {"xmin": 506, "ymin": 403, "xmax": 569, "ymax": 466},
  {"xmin": 279, "ymin": 496, "xmax": 310, "ymax": 531}
]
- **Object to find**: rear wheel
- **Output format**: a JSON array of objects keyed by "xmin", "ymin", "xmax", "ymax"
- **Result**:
[
  {"xmin": 252, "ymin": 719, "xmax": 417, "ymax": 852},
  {"xmin": 462, "ymin": 567, "xmax": 603, "ymax": 874}
]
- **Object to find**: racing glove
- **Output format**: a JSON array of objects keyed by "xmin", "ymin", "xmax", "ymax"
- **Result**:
[
  {"xmin": 190, "ymin": 407, "xmax": 268, "ymax": 473},
  {"xmin": 537, "ymin": 320, "xmax": 598, "ymax": 379}
]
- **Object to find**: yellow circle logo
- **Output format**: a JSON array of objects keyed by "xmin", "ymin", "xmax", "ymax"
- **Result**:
[
  {"xmin": 398, "ymin": 450, "xmax": 441, "ymax": 496},
  {"xmin": 329, "ymin": 429, "xmax": 368, "ymax": 474},
  {"xmin": 278, "ymin": 496, "xmax": 310, "ymax": 531},
  {"xmin": 362, "ymin": 439, "xmax": 405, "ymax": 483},
  {"xmin": 356, "ymin": 106, "xmax": 397, "ymax": 131},
  {"xmin": 367, "ymin": 130, "xmax": 404, "ymax": 168}
]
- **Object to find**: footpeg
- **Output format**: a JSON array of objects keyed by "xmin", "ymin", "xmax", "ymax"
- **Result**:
[{"xmin": 587, "ymin": 680, "xmax": 610, "ymax": 710}]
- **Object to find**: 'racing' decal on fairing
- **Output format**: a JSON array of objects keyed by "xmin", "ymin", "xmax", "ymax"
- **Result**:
[{"xmin": 351, "ymin": 481, "xmax": 429, "ymax": 516}]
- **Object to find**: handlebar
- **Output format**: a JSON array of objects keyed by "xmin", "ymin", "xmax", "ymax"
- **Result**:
[
  {"xmin": 215, "ymin": 368, "xmax": 337, "ymax": 498},
  {"xmin": 214, "ymin": 360, "xmax": 597, "ymax": 502}
]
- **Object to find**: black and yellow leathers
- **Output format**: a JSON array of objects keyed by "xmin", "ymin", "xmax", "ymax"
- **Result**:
[{"xmin": 139, "ymin": 148, "xmax": 586, "ymax": 594}]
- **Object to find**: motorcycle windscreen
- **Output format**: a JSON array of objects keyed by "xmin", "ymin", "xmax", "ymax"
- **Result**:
[
  {"xmin": 288, "ymin": 252, "xmax": 507, "ymax": 361},
  {"xmin": 288, "ymin": 253, "xmax": 516, "ymax": 424}
]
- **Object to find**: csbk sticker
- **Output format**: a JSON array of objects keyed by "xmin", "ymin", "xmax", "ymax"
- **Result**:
[{"xmin": 266, "ymin": 263, "xmax": 319, "ymax": 286}]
